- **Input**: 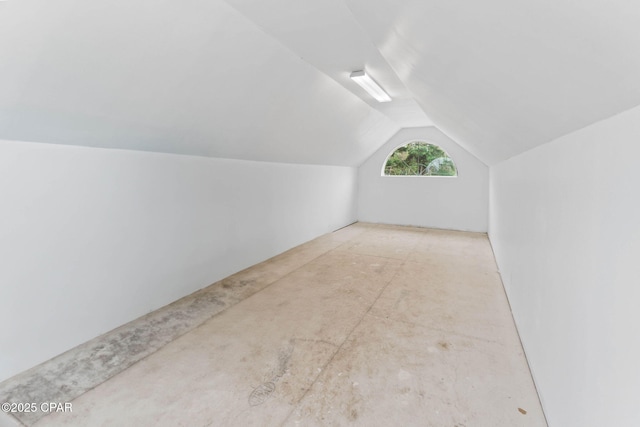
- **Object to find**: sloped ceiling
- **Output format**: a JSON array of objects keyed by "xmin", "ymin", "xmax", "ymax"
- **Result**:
[
  {"xmin": 1, "ymin": 0, "xmax": 640, "ymax": 166},
  {"xmin": 346, "ymin": 0, "xmax": 640, "ymax": 164},
  {"xmin": 0, "ymin": 0, "xmax": 403, "ymax": 166}
]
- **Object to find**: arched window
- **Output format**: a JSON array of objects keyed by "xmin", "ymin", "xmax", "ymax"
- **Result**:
[{"xmin": 382, "ymin": 141, "xmax": 457, "ymax": 177}]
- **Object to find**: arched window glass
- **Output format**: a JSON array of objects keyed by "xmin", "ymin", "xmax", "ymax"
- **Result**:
[{"xmin": 383, "ymin": 141, "xmax": 457, "ymax": 176}]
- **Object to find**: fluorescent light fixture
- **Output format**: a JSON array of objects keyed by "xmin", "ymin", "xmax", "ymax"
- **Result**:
[{"xmin": 350, "ymin": 70, "xmax": 391, "ymax": 102}]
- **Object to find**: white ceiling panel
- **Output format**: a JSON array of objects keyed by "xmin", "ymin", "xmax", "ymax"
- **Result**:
[
  {"xmin": 0, "ymin": 0, "xmax": 398, "ymax": 166},
  {"xmin": 2, "ymin": 0, "xmax": 639, "ymax": 166},
  {"xmin": 346, "ymin": 0, "xmax": 640, "ymax": 164},
  {"xmin": 222, "ymin": 0, "xmax": 433, "ymax": 129}
]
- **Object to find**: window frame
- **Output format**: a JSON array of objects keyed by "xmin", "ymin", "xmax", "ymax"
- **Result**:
[{"xmin": 380, "ymin": 140, "xmax": 459, "ymax": 178}]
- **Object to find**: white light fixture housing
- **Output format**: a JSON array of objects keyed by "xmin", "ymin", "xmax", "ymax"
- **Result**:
[{"xmin": 350, "ymin": 70, "xmax": 391, "ymax": 103}]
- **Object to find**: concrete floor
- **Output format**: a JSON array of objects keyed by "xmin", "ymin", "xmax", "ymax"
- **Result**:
[{"xmin": 1, "ymin": 223, "xmax": 546, "ymax": 426}]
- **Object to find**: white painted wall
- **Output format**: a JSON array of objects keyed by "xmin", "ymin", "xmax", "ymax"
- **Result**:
[
  {"xmin": 489, "ymin": 105, "xmax": 640, "ymax": 427},
  {"xmin": 0, "ymin": 140, "xmax": 357, "ymax": 382},
  {"xmin": 357, "ymin": 127, "xmax": 489, "ymax": 232}
]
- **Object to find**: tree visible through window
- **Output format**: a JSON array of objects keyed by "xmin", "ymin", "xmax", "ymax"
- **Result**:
[{"xmin": 383, "ymin": 142, "xmax": 457, "ymax": 176}]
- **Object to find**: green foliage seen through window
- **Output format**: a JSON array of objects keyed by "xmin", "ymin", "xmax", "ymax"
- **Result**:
[{"xmin": 384, "ymin": 142, "xmax": 457, "ymax": 176}]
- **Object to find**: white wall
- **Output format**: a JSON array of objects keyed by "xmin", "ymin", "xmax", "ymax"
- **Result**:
[
  {"xmin": 357, "ymin": 127, "xmax": 489, "ymax": 232},
  {"xmin": 489, "ymin": 105, "xmax": 640, "ymax": 427},
  {"xmin": 0, "ymin": 140, "xmax": 357, "ymax": 382}
]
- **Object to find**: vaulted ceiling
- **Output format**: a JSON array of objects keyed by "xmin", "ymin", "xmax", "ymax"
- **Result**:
[{"xmin": 1, "ymin": 0, "xmax": 639, "ymax": 166}]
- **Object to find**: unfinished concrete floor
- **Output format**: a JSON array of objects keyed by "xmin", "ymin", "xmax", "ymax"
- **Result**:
[{"xmin": 1, "ymin": 223, "xmax": 546, "ymax": 426}]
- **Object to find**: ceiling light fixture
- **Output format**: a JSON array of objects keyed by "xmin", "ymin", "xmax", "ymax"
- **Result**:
[{"xmin": 350, "ymin": 70, "xmax": 391, "ymax": 103}]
